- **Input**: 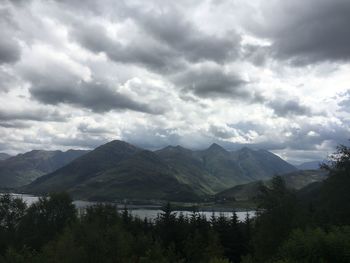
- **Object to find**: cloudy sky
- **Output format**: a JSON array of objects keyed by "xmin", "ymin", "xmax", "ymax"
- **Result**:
[{"xmin": 0, "ymin": 0, "xmax": 350, "ymax": 164}]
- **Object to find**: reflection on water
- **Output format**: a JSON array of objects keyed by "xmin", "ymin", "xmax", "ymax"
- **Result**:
[{"xmin": 8, "ymin": 193, "xmax": 255, "ymax": 221}]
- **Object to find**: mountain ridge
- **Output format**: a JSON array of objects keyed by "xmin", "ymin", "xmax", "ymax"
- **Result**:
[
  {"xmin": 215, "ymin": 169, "xmax": 328, "ymax": 202},
  {"xmin": 0, "ymin": 153, "xmax": 11, "ymax": 161},
  {"xmin": 0, "ymin": 149, "xmax": 89, "ymax": 188},
  {"xmin": 23, "ymin": 140, "xmax": 298, "ymax": 201}
]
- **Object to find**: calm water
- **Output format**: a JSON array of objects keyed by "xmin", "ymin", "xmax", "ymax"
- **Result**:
[{"xmin": 8, "ymin": 193, "xmax": 255, "ymax": 221}]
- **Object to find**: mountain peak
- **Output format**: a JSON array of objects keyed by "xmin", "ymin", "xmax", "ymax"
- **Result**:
[
  {"xmin": 240, "ymin": 146, "xmax": 253, "ymax": 152},
  {"xmin": 207, "ymin": 143, "xmax": 227, "ymax": 153},
  {"xmin": 97, "ymin": 140, "xmax": 140, "ymax": 152}
]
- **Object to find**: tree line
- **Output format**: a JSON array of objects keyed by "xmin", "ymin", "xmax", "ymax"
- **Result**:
[{"xmin": 0, "ymin": 144, "xmax": 350, "ymax": 262}]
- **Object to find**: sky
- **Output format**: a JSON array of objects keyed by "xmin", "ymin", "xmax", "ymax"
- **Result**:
[{"xmin": 0, "ymin": 0, "xmax": 350, "ymax": 164}]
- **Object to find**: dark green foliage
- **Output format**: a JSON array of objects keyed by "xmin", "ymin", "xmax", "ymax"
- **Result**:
[
  {"xmin": 0, "ymin": 196, "xmax": 250, "ymax": 262},
  {"xmin": 4, "ymin": 143, "xmax": 350, "ymax": 262},
  {"xmin": 243, "ymin": 143, "xmax": 350, "ymax": 262},
  {"xmin": 317, "ymin": 144, "xmax": 350, "ymax": 225},
  {"xmin": 276, "ymin": 227, "xmax": 350, "ymax": 262},
  {"xmin": 251, "ymin": 176, "xmax": 299, "ymax": 260},
  {"xmin": 0, "ymin": 194, "xmax": 26, "ymax": 254},
  {"xmin": 18, "ymin": 192, "xmax": 76, "ymax": 250}
]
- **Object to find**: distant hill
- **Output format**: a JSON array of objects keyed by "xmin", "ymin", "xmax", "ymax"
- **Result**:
[
  {"xmin": 0, "ymin": 153, "xmax": 11, "ymax": 161},
  {"xmin": 24, "ymin": 140, "xmax": 298, "ymax": 201},
  {"xmin": 216, "ymin": 169, "xmax": 328, "ymax": 201},
  {"xmin": 0, "ymin": 149, "xmax": 88, "ymax": 188},
  {"xmin": 216, "ymin": 181, "xmax": 265, "ymax": 202},
  {"xmin": 282, "ymin": 169, "xmax": 328, "ymax": 189},
  {"xmin": 297, "ymin": 161, "xmax": 323, "ymax": 170}
]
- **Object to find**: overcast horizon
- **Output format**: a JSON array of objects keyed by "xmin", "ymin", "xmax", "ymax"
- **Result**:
[{"xmin": 0, "ymin": 0, "xmax": 350, "ymax": 164}]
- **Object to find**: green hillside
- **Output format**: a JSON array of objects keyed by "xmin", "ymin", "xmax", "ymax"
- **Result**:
[
  {"xmin": 216, "ymin": 169, "xmax": 328, "ymax": 201},
  {"xmin": 0, "ymin": 149, "xmax": 88, "ymax": 188}
]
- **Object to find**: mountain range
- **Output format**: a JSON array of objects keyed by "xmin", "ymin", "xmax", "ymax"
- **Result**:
[
  {"xmin": 0, "ymin": 153, "xmax": 11, "ymax": 161},
  {"xmin": 0, "ymin": 150, "xmax": 88, "ymax": 188},
  {"xmin": 215, "ymin": 169, "xmax": 328, "ymax": 202},
  {"xmin": 296, "ymin": 161, "xmax": 323, "ymax": 170},
  {"xmin": 23, "ymin": 140, "xmax": 298, "ymax": 201}
]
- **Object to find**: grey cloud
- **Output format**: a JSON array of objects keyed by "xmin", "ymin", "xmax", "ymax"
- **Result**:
[
  {"xmin": 0, "ymin": 37, "xmax": 20, "ymax": 65},
  {"xmin": 132, "ymin": 7, "xmax": 240, "ymax": 64},
  {"xmin": 174, "ymin": 65, "xmax": 249, "ymax": 99},
  {"xmin": 338, "ymin": 90, "xmax": 350, "ymax": 112},
  {"xmin": 268, "ymin": 99, "xmax": 312, "ymax": 117},
  {"xmin": 0, "ymin": 69, "xmax": 18, "ymax": 92},
  {"xmin": 30, "ymin": 80, "xmax": 160, "ymax": 114},
  {"xmin": 20, "ymin": 60, "xmax": 161, "ymax": 114},
  {"xmin": 0, "ymin": 9, "xmax": 21, "ymax": 64},
  {"xmin": 68, "ymin": 3, "xmax": 240, "ymax": 73},
  {"xmin": 286, "ymin": 125, "xmax": 349, "ymax": 151},
  {"xmin": 122, "ymin": 127, "xmax": 182, "ymax": 150},
  {"xmin": 51, "ymin": 135, "xmax": 108, "ymax": 149},
  {"xmin": 209, "ymin": 126, "xmax": 232, "ymax": 139},
  {"xmin": 70, "ymin": 22, "xmax": 182, "ymax": 73},
  {"xmin": 229, "ymin": 121, "xmax": 265, "ymax": 135},
  {"xmin": 0, "ymin": 121, "xmax": 30, "ymax": 129},
  {"xmin": 54, "ymin": 0, "xmax": 127, "ymax": 18},
  {"xmin": 78, "ymin": 123, "xmax": 111, "ymax": 135},
  {"xmin": 252, "ymin": 0, "xmax": 350, "ymax": 64},
  {"xmin": 209, "ymin": 120, "xmax": 349, "ymax": 159},
  {"xmin": 0, "ymin": 108, "xmax": 67, "ymax": 122},
  {"xmin": 241, "ymin": 44, "xmax": 269, "ymax": 66}
]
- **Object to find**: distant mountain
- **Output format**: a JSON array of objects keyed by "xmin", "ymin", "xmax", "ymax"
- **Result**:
[
  {"xmin": 156, "ymin": 143, "xmax": 297, "ymax": 192},
  {"xmin": 282, "ymin": 169, "xmax": 328, "ymax": 189},
  {"xmin": 24, "ymin": 140, "xmax": 298, "ymax": 201},
  {"xmin": 25, "ymin": 141, "xmax": 200, "ymax": 201},
  {"xmin": 155, "ymin": 145, "xmax": 227, "ymax": 194},
  {"xmin": 199, "ymin": 145, "xmax": 297, "ymax": 186},
  {"xmin": 0, "ymin": 149, "xmax": 88, "ymax": 188},
  {"xmin": 297, "ymin": 161, "xmax": 322, "ymax": 170},
  {"xmin": 216, "ymin": 169, "xmax": 328, "ymax": 201},
  {"xmin": 0, "ymin": 153, "xmax": 11, "ymax": 161}
]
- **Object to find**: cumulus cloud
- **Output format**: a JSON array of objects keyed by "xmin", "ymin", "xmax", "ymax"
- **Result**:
[
  {"xmin": 267, "ymin": 98, "xmax": 312, "ymax": 117},
  {"xmin": 67, "ymin": 3, "xmax": 240, "ymax": 73},
  {"xmin": 131, "ymin": 6, "xmax": 240, "ymax": 64},
  {"xmin": 0, "ymin": 7, "xmax": 21, "ymax": 64},
  {"xmin": 18, "ymin": 46, "xmax": 161, "ymax": 114},
  {"xmin": 69, "ymin": 21, "xmax": 182, "ymax": 73},
  {"xmin": 30, "ymin": 79, "xmax": 160, "ymax": 114},
  {"xmin": 173, "ymin": 64, "xmax": 249, "ymax": 99},
  {"xmin": 338, "ymin": 90, "xmax": 350, "ymax": 112},
  {"xmin": 0, "ymin": 108, "xmax": 67, "ymax": 122},
  {"xmin": 248, "ymin": 0, "xmax": 350, "ymax": 65},
  {"xmin": 0, "ymin": 36, "xmax": 21, "ymax": 64},
  {"xmin": 0, "ymin": 0, "xmax": 348, "ymax": 162}
]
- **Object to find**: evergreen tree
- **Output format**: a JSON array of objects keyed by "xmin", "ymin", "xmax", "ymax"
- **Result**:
[
  {"xmin": 18, "ymin": 192, "xmax": 76, "ymax": 250},
  {"xmin": 252, "ymin": 176, "xmax": 298, "ymax": 261}
]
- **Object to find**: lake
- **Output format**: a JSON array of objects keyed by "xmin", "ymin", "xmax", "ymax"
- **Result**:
[{"xmin": 8, "ymin": 193, "xmax": 256, "ymax": 222}]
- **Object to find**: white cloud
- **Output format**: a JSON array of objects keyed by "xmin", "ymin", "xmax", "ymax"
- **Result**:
[{"xmin": 0, "ymin": 0, "xmax": 349, "ymax": 163}]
